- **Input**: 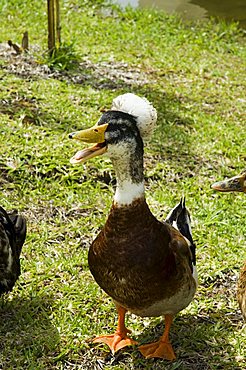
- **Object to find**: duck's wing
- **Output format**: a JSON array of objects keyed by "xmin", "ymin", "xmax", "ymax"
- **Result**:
[
  {"xmin": 165, "ymin": 198, "xmax": 196, "ymax": 267},
  {"xmin": 0, "ymin": 207, "xmax": 26, "ymax": 295}
]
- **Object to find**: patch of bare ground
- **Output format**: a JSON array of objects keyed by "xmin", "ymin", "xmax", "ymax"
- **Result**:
[{"xmin": 0, "ymin": 43, "xmax": 153, "ymax": 89}]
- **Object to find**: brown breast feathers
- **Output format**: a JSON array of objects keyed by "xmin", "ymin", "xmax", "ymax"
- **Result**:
[{"xmin": 88, "ymin": 198, "xmax": 193, "ymax": 312}]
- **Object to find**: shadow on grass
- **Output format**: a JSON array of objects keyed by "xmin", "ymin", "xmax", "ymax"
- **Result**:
[
  {"xmin": 0, "ymin": 293, "xmax": 60, "ymax": 368},
  {"xmin": 135, "ymin": 312, "xmax": 244, "ymax": 370},
  {"xmin": 83, "ymin": 309, "xmax": 244, "ymax": 370}
]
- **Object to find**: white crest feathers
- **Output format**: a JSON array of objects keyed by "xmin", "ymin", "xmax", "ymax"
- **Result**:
[{"xmin": 111, "ymin": 93, "xmax": 157, "ymax": 141}]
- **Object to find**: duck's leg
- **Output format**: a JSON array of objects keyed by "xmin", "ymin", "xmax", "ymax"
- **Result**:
[
  {"xmin": 138, "ymin": 314, "xmax": 176, "ymax": 360},
  {"xmin": 92, "ymin": 306, "xmax": 138, "ymax": 353}
]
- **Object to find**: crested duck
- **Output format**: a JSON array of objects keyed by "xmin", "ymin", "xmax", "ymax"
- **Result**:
[
  {"xmin": 69, "ymin": 93, "xmax": 197, "ymax": 360},
  {"xmin": 0, "ymin": 206, "xmax": 27, "ymax": 295},
  {"xmin": 212, "ymin": 171, "xmax": 246, "ymax": 320}
]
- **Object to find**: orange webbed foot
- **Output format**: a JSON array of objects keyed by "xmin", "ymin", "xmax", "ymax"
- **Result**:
[
  {"xmin": 92, "ymin": 329, "xmax": 138, "ymax": 353},
  {"xmin": 139, "ymin": 340, "xmax": 176, "ymax": 360},
  {"xmin": 139, "ymin": 314, "xmax": 176, "ymax": 360},
  {"xmin": 92, "ymin": 306, "xmax": 138, "ymax": 354}
]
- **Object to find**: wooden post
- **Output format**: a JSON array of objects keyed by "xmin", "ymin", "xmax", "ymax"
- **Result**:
[
  {"xmin": 21, "ymin": 31, "xmax": 29, "ymax": 51},
  {"xmin": 47, "ymin": 0, "xmax": 61, "ymax": 55},
  {"xmin": 47, "ymin": 0, "xmax": 55, "ymax": 53},
  {"xmin": 55, "ymin": 0, "xmax": 61, "ymax": 47}
]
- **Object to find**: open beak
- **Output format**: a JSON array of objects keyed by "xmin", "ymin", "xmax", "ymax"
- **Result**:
[
  {"xmin": 211, "ymin": 173, "xmax": 246, "ymax": 193},
  {"xmin": 69, "ymin": 123, "xmax": 108, "ymax": 164}
]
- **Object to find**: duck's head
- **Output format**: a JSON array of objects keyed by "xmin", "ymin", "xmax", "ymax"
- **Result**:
[
  {"xmin": 69, "ymin": 94, "xmax": 157, "ymax": 164},
  {"xmin": 69, "ymin": 110, "xmax": 144, "ymax": 164},
  {"xmin": 211, "ymin": 171, "xmax": 246, "ymax": 193}
]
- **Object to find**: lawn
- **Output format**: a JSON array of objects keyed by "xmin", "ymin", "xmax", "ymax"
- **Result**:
[{"xmin": 0, "ymin": 0, "xmax": 245, "ymax": 369}]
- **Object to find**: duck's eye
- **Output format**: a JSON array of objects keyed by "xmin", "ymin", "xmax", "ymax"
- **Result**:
[{"xmin": 94, "ymin": 129, "xmax": 98, "ymax": 132}]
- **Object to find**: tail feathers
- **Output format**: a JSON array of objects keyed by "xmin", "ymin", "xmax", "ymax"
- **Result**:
[
  {"xmin": 165, "ymin": 198, "xmax": 196, "ymax": 266},
  {"xmin": 165, "ymin": 197, "xmax": 185, "ymax": 226},
  {"xmin": 7, "ymin": 210, "xmax": 27, "ymax": 257},
  {"xmin": 0, "ymin": 206, "xmax": 16, "ymax": 248}
]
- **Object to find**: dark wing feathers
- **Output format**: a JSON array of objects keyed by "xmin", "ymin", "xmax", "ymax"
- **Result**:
[
  {"xmin": 0, "ymin": 206, "xmax": 26, "ymax": 295},
  {"xmin": 165, "ymin": 198, "xmax": 196, "ymax": 266},
  {"xmin": 7, "ymin": 209, "xmax": 27, "ymax": 257}
]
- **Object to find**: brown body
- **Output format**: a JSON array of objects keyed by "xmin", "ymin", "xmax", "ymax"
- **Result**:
[
  {"xmin": 237, "ymin": 263, "xmax": 246, "ymax": 320},
  {"xmin": 88, "ymin": 198, "xmax": 196, "ymax": 317}
]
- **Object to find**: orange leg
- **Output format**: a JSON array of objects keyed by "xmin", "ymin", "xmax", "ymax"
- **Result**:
[
  {"xmin": 138, "ymin": 314, "xmax": 176, "ymax": 360},
  {"xmin": 92, "ymin": 306, "xmax": 138, "ymax": 353}
]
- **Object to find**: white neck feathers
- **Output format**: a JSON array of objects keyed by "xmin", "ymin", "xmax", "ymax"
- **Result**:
[{"xmin": 114, "ymin": 181, "xmax": 145, "ymax": 206}]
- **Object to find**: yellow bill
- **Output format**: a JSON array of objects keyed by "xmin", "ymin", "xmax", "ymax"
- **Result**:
[
  {"xmin": 69, "ymin": 123, "xmax": 108, "ymax": 164},
  {"xmin": 211, "ymin": 172, "xmax": 245, "ymax": 193}
]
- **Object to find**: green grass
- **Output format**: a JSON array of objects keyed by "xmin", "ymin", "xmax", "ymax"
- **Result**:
[{"xmin": 0, "ymin": 0, "xmax": 245, "ymax": 369}]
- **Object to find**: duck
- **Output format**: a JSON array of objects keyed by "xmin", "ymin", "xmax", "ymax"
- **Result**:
[
  {"xmin": 0, "ymin": 206, "xmax": 27, "ymax": 295},
  {"xmin": 68, "ymin": 93, "xmax": 197, "ymax": 360},
  {"xmin": 212, "ymin": 171, "xmax": 246, "ymax": 320},
  {"xmin": 212, "ymin": 171, "xmax": 246, "ymax": 193}
]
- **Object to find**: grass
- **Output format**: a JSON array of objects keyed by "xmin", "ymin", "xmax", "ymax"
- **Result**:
[{"xmin": 0, "ymin": 0, "xmax": 245, "ymax": 369}]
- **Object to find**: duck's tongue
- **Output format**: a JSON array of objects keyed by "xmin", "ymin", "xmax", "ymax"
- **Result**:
[{"xmin": 70, "ymin": 143, "xmax": 107, "ymax": 164}]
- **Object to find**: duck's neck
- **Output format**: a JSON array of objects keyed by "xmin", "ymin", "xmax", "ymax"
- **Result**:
[{"xmin": 111, "ymin": 151, "xmax": 145, "ymax": 206}]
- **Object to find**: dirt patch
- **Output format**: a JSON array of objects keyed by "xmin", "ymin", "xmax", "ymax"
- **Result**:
[{"xmin": 0, "ymin": 43, "xmax": 153, "ymax": 89}]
